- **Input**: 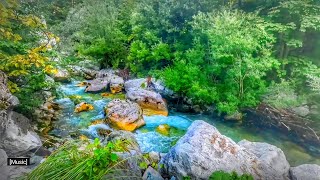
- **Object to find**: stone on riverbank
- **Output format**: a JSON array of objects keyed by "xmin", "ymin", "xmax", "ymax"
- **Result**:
[
  {"xmin": 125, "ymin": 78, "xmax": 175, "ymax": 98},
  {"xmin": 290, "ymin": 164, "xmax": 320, "ymax": 180},
  {"xmin": 143, "ymin": 166, "xmax": 164, "ymax": 180},
  {"xmin": 238, "ymin": 140, "xmax": 290, "ymax": 179},
  {"xmin": 52, "ymin": 68, "xmax": 70, "ymax": 82},
  {"xmin": 1, "ymin": 112, "xmax": 42, "ymax": 156},
  {"xmin": 85, "ymin": 77, "xmax": 109, "ymax": 92},
  {"xmin": 110, "ymin": 75, "xmax": 125, "ymax": 94},
  {"xmin": 105, "ymin": 99, "xmax": 145, "ymax": 131},
  {"xmin": 0, "ymin": 71, "xmax": 42, "ymax": 156},
  {"xmin": 162, "ymin": 120, "xmax": 290, "ymax": 180},
  {"xmin": 84, "ymin": 69, "xmax": 125, "ymax": 93}
]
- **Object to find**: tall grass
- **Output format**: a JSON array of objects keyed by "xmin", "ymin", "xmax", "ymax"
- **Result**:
[{"xmin": 24, "ymin": 138, "xmax": 142, "ymax": 180}]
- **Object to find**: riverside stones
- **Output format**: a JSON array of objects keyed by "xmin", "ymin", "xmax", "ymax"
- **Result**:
[
  {"xmin": 0, "ymin": 71, "xmax": 42, "ymax": 156},
  {"xmin": 52, "ymin": 68, "xmax": 70, "ymax": 82},
  {"xmin": 105, "ymin": 99, "xmax": 145, "ymax": 131},
  {"xmin": 290, "ymin": 164, "xmax": 320, "ymax": 180},
  {"xmin": 84, "ymin": 69, "xmax": 125, "ymax": 93},
  {"xmin": 110, "ymin": 75, "xmax": 125, "ymax": 94},
  {"xmin": 162, "ymin": 120, "xmax": 290, "ymax": 180},
  {"xmin": 238, "ymin": 140, "xmax": 290, "ymax": 179},
  {"xmin": 143, "ymin": 166, "xmax": 164, "ymax": 180}
]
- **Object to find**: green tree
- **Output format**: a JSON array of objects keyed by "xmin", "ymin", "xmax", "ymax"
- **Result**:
[{"xmin": 189, "ymin": 10, "xmax": 280, "ymax": 114}]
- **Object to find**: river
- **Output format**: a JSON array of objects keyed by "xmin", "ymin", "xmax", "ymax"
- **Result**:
[{"xmin": 50, "ymin": 81, "xmax": 320, "ymax": 166}]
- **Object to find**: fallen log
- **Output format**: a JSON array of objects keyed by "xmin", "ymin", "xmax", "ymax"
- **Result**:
[{"xmin": 244, "ymin": 103, "xmax": 320, "ymax": 154}]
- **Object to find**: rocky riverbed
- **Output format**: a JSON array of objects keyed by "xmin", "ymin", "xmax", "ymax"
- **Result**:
[{"xmin": 1, "ymin": 68, "xmax": 320, "ymax": 179}]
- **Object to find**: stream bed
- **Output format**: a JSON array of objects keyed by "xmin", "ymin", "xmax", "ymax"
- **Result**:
[{"xmin": 51, "ymin": 81, "xmax": 320, "ymax": 166}]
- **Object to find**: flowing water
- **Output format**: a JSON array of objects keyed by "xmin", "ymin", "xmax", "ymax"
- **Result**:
[{"xmin": 51, "ymin": 81, "xmax": 320, "ymax": 166}]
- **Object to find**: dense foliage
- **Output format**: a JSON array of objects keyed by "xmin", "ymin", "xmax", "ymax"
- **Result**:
[
  {"xmin": 0, "ymin": 0, "xmax": 58, "ymax": 117},
  {"xmin": 2, "ymin": 0, "xmax": 320, "ymax": 115},
  {"xmin": 50, "ymin": 0, "xmax": 320, "ymax": 114}
]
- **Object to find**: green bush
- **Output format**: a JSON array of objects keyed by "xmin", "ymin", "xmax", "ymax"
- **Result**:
[{"xmin": 14, "ymin": 72, "xmax": 55, "ymax": 118}]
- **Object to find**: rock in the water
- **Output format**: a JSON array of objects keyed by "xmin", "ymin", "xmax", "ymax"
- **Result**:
[
  {"xmin": 74, "ymin": 102, "xmax": 94, "ymax": 113},
  {"xmin": 105, "ymin": 99, "xmax": 145, "ymax": 131},
  {"xmin": 162, "ymin": 120, "xmax": 289, "ymax": 180},
  {"xmin": 126, "ymin": 88, "xmax": 168, "ymax": 116},
  {"xmin": 85, "ymin": 77, "xmax": 109, "ymax": 92},
  {"xmin": 290, "ymin": 164, "xmax": 320, "ymax": 180},
  {"xmin": 110, "ymin": 75, "xmax": 124, "ymax": 94},
  {"xmin": 238, "ymin": 140, "xmax": 290, "ymax": 180},
  {"xmin": 52, "ymin": 68, "xmax": 70, "ymax": 82},
  {"xmin": 86, "ymin": 70, "xmax": 125, "ymax": 93},
  {"xmin": 124, "ymin": 78, "xmax": 175, "ymax": 98},
  {"xmin": 143, "ymin": 166, "xmax": 164, "ymax": 180},
  {"xmin": 224, "ymin": 111, "xmax": 243, "ymax": 121},
  {"xmin": 156, "ymin": 124, "xmax": 170, "ymax": 136},
  {"xmin": 76, "ymin": 81, "xmax": 89, "ymax": 87}
]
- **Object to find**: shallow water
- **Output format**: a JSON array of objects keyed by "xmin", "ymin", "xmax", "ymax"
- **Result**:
[{"xmin": 52, "ymin": 81, "xmax": 320, "ymax": 166}]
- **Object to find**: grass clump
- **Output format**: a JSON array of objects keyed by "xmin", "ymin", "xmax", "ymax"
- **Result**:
[
  {"xmin": 25, "ymin": 138, "xmax": 139, "ymax": 180},
  {"xmin": 209, "ymin": 171, "xmax": 253, "ymax": 180}
]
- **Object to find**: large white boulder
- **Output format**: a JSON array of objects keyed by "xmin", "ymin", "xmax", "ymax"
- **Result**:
[{"xmin": 162, "ymin": 120, "xmax": 290, "ymax": 180}]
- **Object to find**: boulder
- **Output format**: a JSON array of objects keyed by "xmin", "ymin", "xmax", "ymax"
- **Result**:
[
  {"xmin": 156, "ymin": 124, "xmax": 170, "ymax": 136},
  {"xmin": 8, "ymin": 166, "xmax": 32, "ymax": 180},
  {"xmin": 162, "ymin": 120, "xmax": 289, "ymax": 180},
  {"xmin": 0, "ymin": 112, "xmax": 42, "ymax": 156},
  {"xmin": 85, "ymin": 69, "xmax": 124, "ymax": 93},
  {"xmin": 238, "ymin": 140, "xmax": 290, "ymax": 179},
  {"xmin": 0, "ymin": 71, "xmax": 42, "ymax": 156},
  {"xmin": 143, "ymin": 166, "xmax": 164, "ymax": 180},
  {"xmin": 124, "ymin": 78, "xmax": 175, "ymax": 98},
  {"xmin": 126, "ymin": 88, "xmax": 168, "ymax": 116},
  {"xmin": 149, "ymin": 151, "xmax": 161, "ymax": 164},
  {"xmin": 290, "ymin": 164, "xmax": 320, "ymax": 180},
  {"xmin": 0, "ymin": 149, "xmax": 9, "ymax": 180},
  {"xmin": 85, "ymin": 77, "xmax": 109, "ymax": 92},
  {"xmin": 0, "ymin": 149, "xmax": 31, "ymax": 180},
  {"xmin": 110, "ymin": 75, "xmax": 125, "ymax": 94},
  {"xmin": 52, "ymin": 68, "xmax": 70, "ymax": 82},
  {"xmin": 105, "ymin": 99, "xmax": 145, "ymax": 131},
  {"xmin": 74, "ymin": 102, "xmax": 94, "ymax": 113},
  {"xmin": 96, "ymin": 69, "xmax": 116, "ymax": 78}
]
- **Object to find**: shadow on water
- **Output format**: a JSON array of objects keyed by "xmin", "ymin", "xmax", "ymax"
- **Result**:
[{"xmin": 51, "ymin": 81, "xmax": 320, "ymax": 166}]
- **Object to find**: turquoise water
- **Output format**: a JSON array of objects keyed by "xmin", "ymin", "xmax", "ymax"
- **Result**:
[{"xmin": 52, "ymin": 81, "xmax": 320, "ymax": 166}]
